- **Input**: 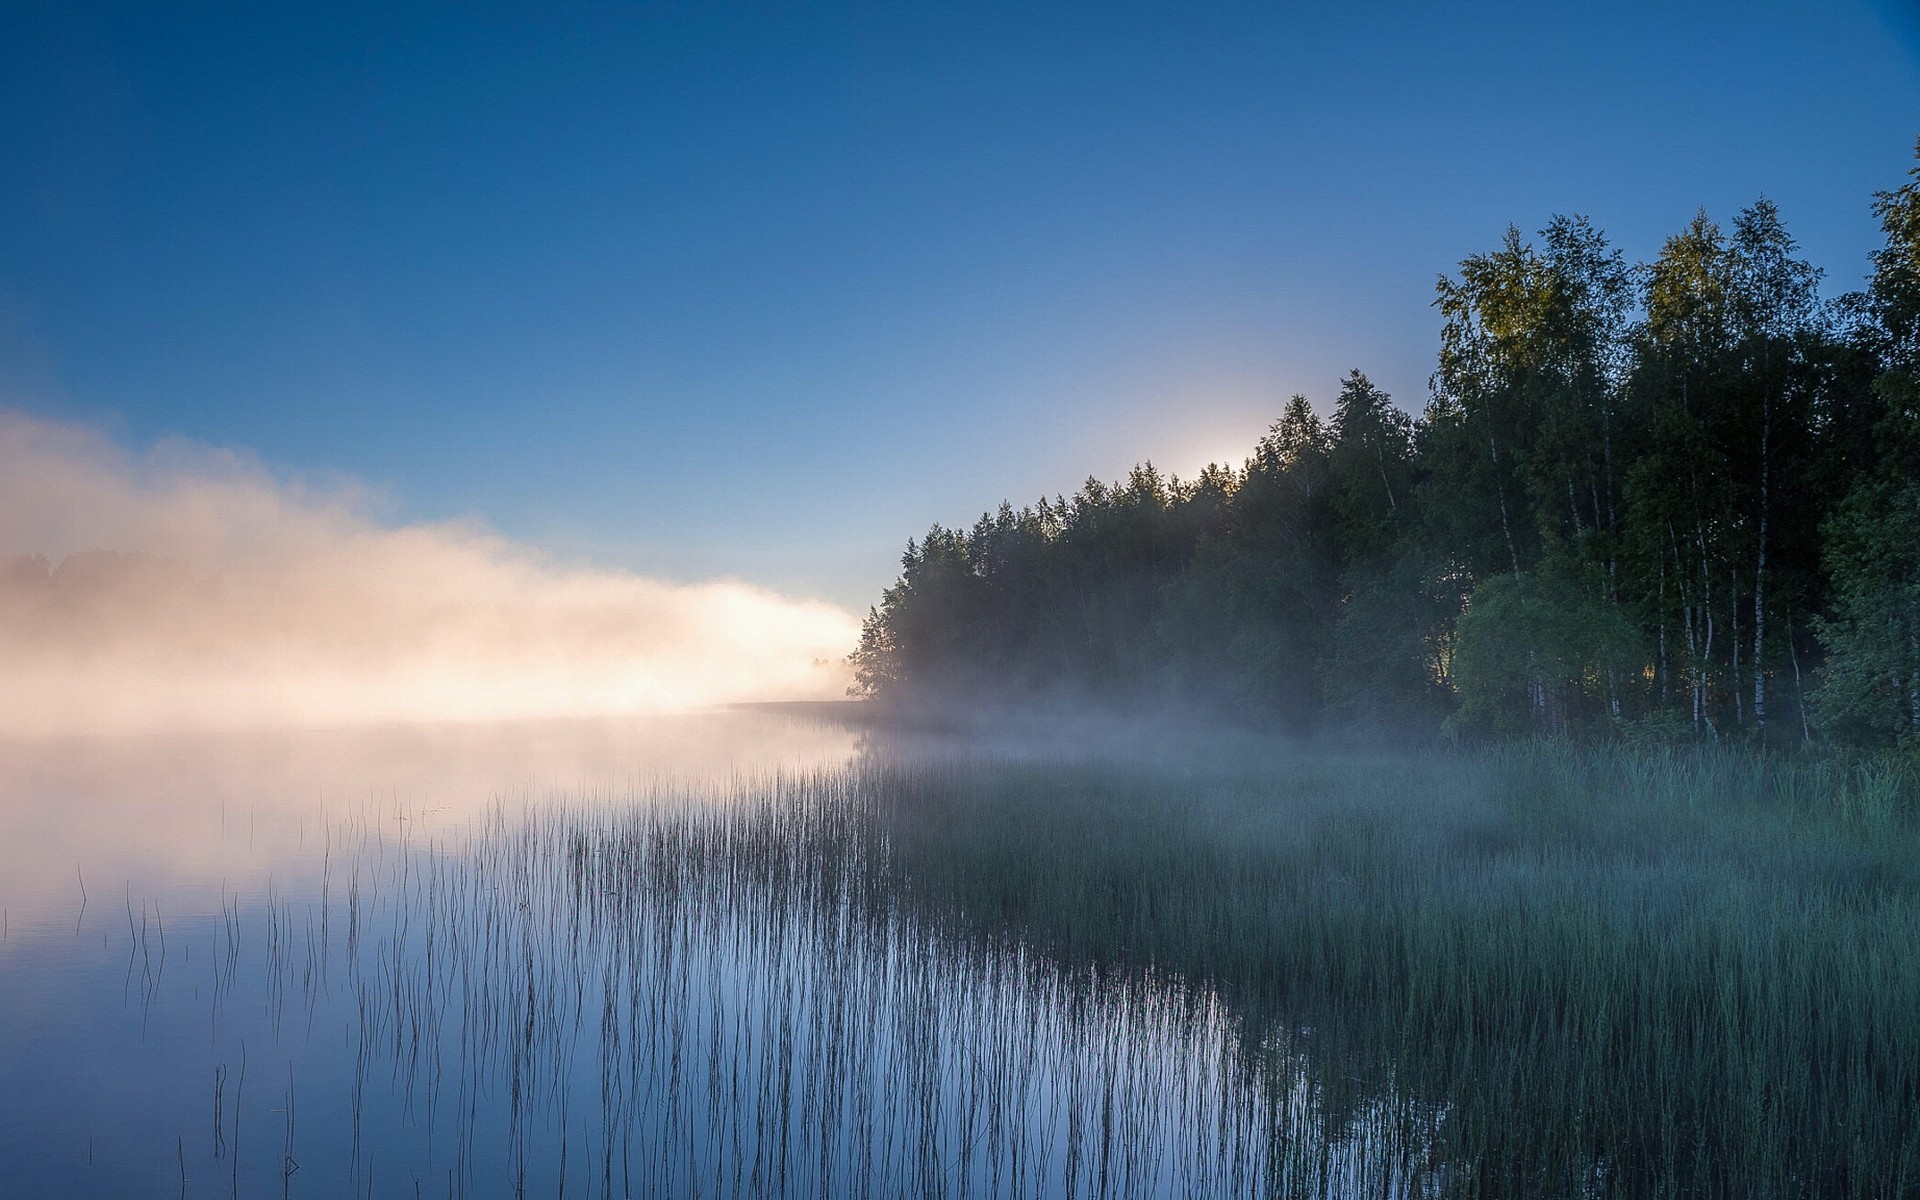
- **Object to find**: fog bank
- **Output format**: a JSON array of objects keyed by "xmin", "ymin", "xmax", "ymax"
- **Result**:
[{"xmin": 0, "ymin": 412, "xmax": 858, "ymax": 733}]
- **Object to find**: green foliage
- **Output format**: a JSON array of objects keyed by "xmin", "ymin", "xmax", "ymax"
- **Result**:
[
  {"xmin": 1320, "ymin": 549, "xmax": 1460, "ymax": 729},
  {"xmin": 1811, "ymin": 140, "xmax": 1920, "ymax": 746},
  {"xmin": 1815, "ymin": 474, "xmax": 1920, "ymax": 743},
  {"xmin": 1448, "ymin": 569, "xmax": 1640, "ymax": 737},
  {"xmin": 852, "ymin": 142, "xmax": 1920, "ymax": 748}
]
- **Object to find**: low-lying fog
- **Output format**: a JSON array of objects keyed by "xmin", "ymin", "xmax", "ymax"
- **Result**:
[{"xmin": 0, "ymin": 411, "xmax": 859, "ymax": 733}]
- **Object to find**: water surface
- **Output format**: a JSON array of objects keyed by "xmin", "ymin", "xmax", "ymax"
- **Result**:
[{"xmin": 0, "ymin": 710, "xmax": 1379, "ymax": 1198}]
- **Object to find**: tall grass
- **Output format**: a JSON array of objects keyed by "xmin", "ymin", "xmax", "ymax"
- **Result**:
[
  {"xmin": 857, "ymin": 741, "xmax": 1920, "ymax": 1198},
  {"xmin": 279, "ymin": 773, "xmax": 1326, "ymax": 1197},
  {"xmin": 81, "ymin": 739, "xmax": 1917, "ymax": 1196}
]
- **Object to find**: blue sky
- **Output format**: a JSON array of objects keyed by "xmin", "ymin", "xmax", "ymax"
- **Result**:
[{"xmin": 2, "ymin": 1, "xmax": 1917, "ymax": 608}]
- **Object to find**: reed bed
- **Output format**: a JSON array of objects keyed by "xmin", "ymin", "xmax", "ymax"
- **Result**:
[
  {"xmin": 263, "ymin": 770, "xmax": 1392, "ymax": 1198},
  {"xmin": 857, "ymin": 741, "xmax": 1920, "ymax": 1198},
  {"xmin": 70, "ymin": 741, "xmax": 1920, "ymax": 1197}
]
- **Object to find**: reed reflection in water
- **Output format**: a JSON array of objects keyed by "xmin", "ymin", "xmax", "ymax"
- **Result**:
[{"xmin": 0, "ymin": 758, "xmax": 1420, "ymax": 1198}]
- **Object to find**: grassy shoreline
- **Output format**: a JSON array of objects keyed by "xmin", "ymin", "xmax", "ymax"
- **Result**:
[{"xmin": 814, "ymin": 739, "xmax": 1920, "ymax": 1197}]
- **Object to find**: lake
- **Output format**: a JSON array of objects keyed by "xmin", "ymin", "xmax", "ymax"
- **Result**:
[
  {"xmin": 0, "ymin": 710, "xmax": 1377, "ymax": 1198},
  {"xmin": 3, "ymin": 711, "xmax": 1915, "ymax": 1198}
]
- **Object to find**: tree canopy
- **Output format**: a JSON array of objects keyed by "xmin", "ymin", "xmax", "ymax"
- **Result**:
[{"xmin": 853, "ymin": 142, "xmax": 1920, "ymax": 749}]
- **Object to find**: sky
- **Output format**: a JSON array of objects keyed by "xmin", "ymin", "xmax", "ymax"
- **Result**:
[{"xmin": 1, "ymin": 1, "xmax": 1917, "ymax": 611}]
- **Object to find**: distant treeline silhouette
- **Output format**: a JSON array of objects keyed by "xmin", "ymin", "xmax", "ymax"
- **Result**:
[{"xmin": 852, "ymin": 143, "xmax": 1920, "ymax": 746}]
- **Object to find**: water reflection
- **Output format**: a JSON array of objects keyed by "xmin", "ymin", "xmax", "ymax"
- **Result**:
[
  {"xmin": 0, "ymin": 710, "xmax": 1423, "ymax": 1198},
  {"xmin": 0, "ymin": 708, "xmax": 863, "ymax": 932}
]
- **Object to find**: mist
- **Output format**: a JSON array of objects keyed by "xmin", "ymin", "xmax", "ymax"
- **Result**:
[{"xmin": 0, "ymin": 411, "xmax": 859, "ymax": 733}]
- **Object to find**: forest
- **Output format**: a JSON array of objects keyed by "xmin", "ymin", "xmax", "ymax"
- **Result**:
[{"xmin": 850, "ymin": 145, "xmax": 1920, "ymax": 748}]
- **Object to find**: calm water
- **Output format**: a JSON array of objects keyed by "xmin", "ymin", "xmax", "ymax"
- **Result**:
[{"xmin": 0, "ymin": 710, "xmax": 1403, "ymax": 1198}]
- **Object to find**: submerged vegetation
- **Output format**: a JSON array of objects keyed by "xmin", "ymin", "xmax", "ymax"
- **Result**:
[{"xmin": 852, "ymin": 144, "xmax": 1920, "ymax": 749}]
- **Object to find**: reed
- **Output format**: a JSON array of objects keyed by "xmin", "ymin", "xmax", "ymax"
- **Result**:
[
  {"xmin": 855, "ymin": 741, "xmax": 1920, "ymax": 1198},
  {"xmin": 65, "ymin": 737, "xmax": 1916, "ymax": 1197}
]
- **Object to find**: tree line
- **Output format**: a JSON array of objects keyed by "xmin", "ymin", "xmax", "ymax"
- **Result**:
[{"xmin": 851, "ymin": 145, "xmax": 1920, "ymax": 747}]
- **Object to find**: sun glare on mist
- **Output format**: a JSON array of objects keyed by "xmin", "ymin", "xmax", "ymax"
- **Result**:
[{"xmin": 0, "ymin": 411, "xmax": 860, "ymax": 733}]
